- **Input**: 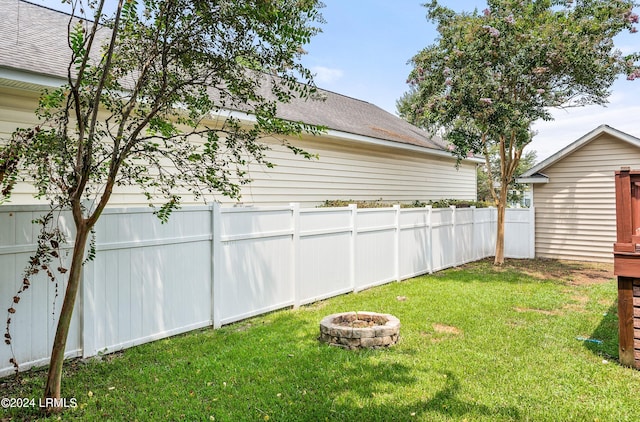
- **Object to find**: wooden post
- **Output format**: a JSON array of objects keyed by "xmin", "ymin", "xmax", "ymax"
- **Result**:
[
  {"xmin": 613, "ymin": 168, "xmax": 640, "ymax": 369},
  {"xmin": 618, "ymin": 276, "xmax": 636, "ymax": 367}
]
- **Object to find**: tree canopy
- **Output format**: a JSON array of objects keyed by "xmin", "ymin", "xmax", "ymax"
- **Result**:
[{"xmin": 399, "ymin": 0, "xmax": 639, "ymax": 264}]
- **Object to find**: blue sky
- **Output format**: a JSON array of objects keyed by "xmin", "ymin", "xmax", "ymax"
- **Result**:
[
  {"xmin": 35, "ymin": 0, "xmax": 640, "ymax": 161},
  {"xmin": 303, "ymin": 0, "xmax": 640, "ymax": 161}
]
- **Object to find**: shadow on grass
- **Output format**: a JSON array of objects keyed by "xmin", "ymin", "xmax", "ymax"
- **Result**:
[
  {"xmin": 585, "ymin": 301, "xmax": 620, "ymax": 362},
  {"xmin": 407, "ymin": 371, "xmax": 520, "ymax": 420}
]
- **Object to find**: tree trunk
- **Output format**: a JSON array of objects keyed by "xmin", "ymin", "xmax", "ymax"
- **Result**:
[
  {"xmin": 494, "ymin": 201, "xmax": 506, "ymax": 265},
  {"xmin": 42, "ymin": 223, "xmax": 90, "ymax": 410}
]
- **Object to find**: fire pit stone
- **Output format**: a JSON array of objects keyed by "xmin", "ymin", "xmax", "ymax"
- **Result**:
[{"xmin": 319, "ymin": 311, "xmax": 400, "ymax": 349}]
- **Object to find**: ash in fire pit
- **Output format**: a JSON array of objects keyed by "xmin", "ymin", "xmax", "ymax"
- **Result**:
[{"xmin": 319, "ymin": 311, "xmax": 400, "ymax": 349}]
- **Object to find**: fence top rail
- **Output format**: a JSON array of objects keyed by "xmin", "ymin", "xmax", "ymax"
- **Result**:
[
  {"xmin": 0, "ymin": 204, "xmax": 217, "ymax": 214},
  {"xmin": 100, "ymin": 205, "xmax": 212, "ymax": 215},
  {"xmin": 299, "ymin": 206, "xmax": 353, "ymax": 213},
  {"xmin": 355, "ymin": 206, "xmax": 401, "ymax": 213},
  {"xmin": 218, "ymin": 205, "xmax": 293, "ymax": 214},
  {"xmin": 399, "ymin": 207, "xmax": 432, "ymax": 213},
  {"xmin": 0, "ymin": 204, "xmax": 56, "ymax": 212}
]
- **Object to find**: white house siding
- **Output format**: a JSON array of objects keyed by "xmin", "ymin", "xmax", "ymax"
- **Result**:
[
  {"xmin": 533, "ymin": 133, "xmax": 640, "ymax": 262},
  {"xmin": 0, "ymin": 86, "xmax": 41, "ymax": 140},
  {"xmin": 1, "ymin": 86, "xmax": 477, "ymax": 208},
  {"xmin": 0, "ymin": 86, "xmax": 46, "ymax": 204},
  {"xmin": 237, "ymin": 136, "xmax": 477, "ymax": 207}
]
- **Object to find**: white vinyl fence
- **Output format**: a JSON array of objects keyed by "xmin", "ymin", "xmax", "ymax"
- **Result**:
[{"xmin": 0, "ymin": 203, "xmax": 534, "ymax": 376}]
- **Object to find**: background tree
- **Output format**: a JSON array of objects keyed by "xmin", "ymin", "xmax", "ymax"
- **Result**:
[
  {"xmin": 400, "ymin": 0, "xmax": 639, "ymax": 265},
  {"xmin": 0, "ymin": 0, "xmax": 324, "ymax": 409},
  {"xmin": 476, "ymin": 147, "xmax": 537, "ymax": 206}
]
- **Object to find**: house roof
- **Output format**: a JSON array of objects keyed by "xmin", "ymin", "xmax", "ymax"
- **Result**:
[
  {"xmin": 0, "ymin": 0, "xmax": 470, "ymax": 160},
  {"xmin": 518, "ymin": 124, "xmax": 640, "ymax": 183}
]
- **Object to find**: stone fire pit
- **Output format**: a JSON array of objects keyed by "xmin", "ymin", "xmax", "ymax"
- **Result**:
[{"xmin": 319, "ymin": 311, "xmax": 400, "ymax": 349}]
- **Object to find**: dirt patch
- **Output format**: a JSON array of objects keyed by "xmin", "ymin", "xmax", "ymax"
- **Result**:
[
  {"xmin": 514, "ymin": 307, "xmax": 560, "ymax": 316},
  {"xmin": 471, "ymin": 258, "xmax": 614, "ymax": 285},
  {"xmin": 566, "ymin": 266, "xmax": 614, "ymax": 286},
  {"xmin": 421, "ymin": 324, "xmax": 463, "ymax": 343},
  {"xmin": 432, "ymin": 324, "xmax": 462, "ymax": 335},
  {"xmin": 560, "ymin": 294, "xmax": 590, "ymax": 313}
]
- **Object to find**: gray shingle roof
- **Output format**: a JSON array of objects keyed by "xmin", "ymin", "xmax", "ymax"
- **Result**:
[
  {"xmin": 0, "ymin": 0, "xmax": 79, "ymax": 80},
  {"xmin": 0, "ymin": 0, "xmax": 448, "ymax": 152}
]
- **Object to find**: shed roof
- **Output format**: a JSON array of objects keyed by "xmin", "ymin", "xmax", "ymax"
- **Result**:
[
  {"xmin": 0, "ymin": 0, "xmax": 461, "ymax": 157},
  {"xmin": 518, "ymin": 124, "xmax": 640, "ymax": 183}
]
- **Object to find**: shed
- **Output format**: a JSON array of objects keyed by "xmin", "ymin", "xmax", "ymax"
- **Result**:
[
  {"xmin": 518, "ymin": 125, "xmax": 640, "ymax": 262},
  {"xmin": 0, "ymin": 0, "xmax": 480, "ymax": 207}
]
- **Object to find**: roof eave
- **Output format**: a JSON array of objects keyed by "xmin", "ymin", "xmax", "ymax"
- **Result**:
[
  {"xmin": 0, "ymin": 66, "xmax": 66, "ymax": 90},
  {"xmin": 516, "ymin": 173, "xmax": 549, "ymax": 184},
  {"xmin": 213, "ymin": 109, "xmax": 483, "ymax": 163}
]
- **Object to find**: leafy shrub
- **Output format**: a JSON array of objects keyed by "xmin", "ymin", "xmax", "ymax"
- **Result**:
[{"xmin": 318, "ymin": 199, "xmax": 490, "ymax": 209}]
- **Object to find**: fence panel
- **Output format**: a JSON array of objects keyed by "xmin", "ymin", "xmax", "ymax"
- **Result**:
[
  {"xmin": 431, "ymin": 208, "xmax": 455, "ymax": 271},
  {"xmin": 297, "ymin": 207, "xmax": 353, "ymax": 305},
  {"xmin": 216, "ymin": 206, "xmax": 294, "ymax": 325},
  {"xmin": 473, "ymin": 208, "xmax": 496, "ymax": 259},
  {"xmin": 398, "ymin": 208, "xmax": 431, "ymax": 279},
  {"xmin": 354, "ymin": 208, "xmax": 397, "ymax": 290},
  {"xmin": 0, "ymin": 206, "xmax": 80, "ymax": 377},
  {"xmin": 454, "ymin": 208, "xmax": 476, "ymax": 265},
  {"xmin": 505, "ymin": 208, "xmax": 535, "ymax": 259},
  {"xmin": 83, "ymin": 207, "xmax": 213, "ymax": 357}
]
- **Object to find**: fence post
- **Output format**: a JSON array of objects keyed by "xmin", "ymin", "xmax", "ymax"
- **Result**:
[
  {"xmin": 81, "ymin": 243, "xmax": 96, "ymax": 358},
  {"xmin": 426, "ymin": 205, "xmax": 433, "ymax": 273},
  {"xmin": 349, "ymin": 204, "xmax": 357, "ymax": 292},
  {"xmin": 528, "ymin": 206, "xmax": 536, "ymax": 259},
  {"xmin": 450, "ymin": 205, "xmax": 457, "ymax": 267},
  {"xmin": 470, "ymin": 206, "xmax": 477, "ymax": 261},
  {"xmin": 290, "ymin": 203, "xmax": 301, "ymax": 309},
  {"xmin": 79, "ymin": 201, "xmax": 96, "ymax": 358},
  {"xmin": 212, "ymin": 202, "xmax": 222, "ymax": 329},
  {"xmin": 394, "ymin": 204, "xmax": 401, "ymax": 282},
  {"xmin": 490, "ymin": 206, "xmax": 497, "ymax": 257}
]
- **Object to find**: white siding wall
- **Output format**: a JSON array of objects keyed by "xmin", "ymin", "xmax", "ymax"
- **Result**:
[
  {"xmin": 1, "ymin": 86, "xmax": 477, "ymax": 208},
  {"xmin": 533, "ymin": 133, "xmax": 640, "ymax": 262},
  {"xmin": 237, "ymin": 137, "xmax": 477, "ymax": 206},
  {"xmin": 0, "ymin": 87, "xmax": 47, "ymax": 204}
]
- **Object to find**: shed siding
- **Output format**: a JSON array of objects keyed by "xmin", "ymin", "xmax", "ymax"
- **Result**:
[
  {"xmin": 533, "ymin": 133, "xmax": 640, "ymax": 262},
  {"xmin": 1, "ymin": 86, "xmax": 476, "ymax": 207}
]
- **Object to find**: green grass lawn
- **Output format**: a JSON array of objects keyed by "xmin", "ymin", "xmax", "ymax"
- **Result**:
[{"xmin": 3, "ymin": 259, "xmax": 640, "ymax": 421}]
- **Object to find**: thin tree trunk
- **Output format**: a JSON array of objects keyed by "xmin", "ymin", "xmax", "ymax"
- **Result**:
[
  {"xmin": 494, "ymin": 201, "xmax": 506, "ymax": 265},
  {"xmin": 494, "ymin": 181, "xmax": 509, "ymax": 265},
  {"xmin": 42, "ymin": 223, "xmax": 90, "ymax": 409}
]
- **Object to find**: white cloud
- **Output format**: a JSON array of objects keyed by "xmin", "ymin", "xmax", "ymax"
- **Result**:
[
  {"xmin": 531, "ymin": 103, "xmax": 640, "ymax": 162},
  {"xmin": 310, "ymin": 66, "xmax": 344, "ymax": 85},
  {"xmin": 529, "ymin": 78, "xmax": 640, "ymax": 162}
]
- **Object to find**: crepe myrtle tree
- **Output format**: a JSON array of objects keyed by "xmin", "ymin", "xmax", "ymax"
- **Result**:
[
  {"xmin": 0, "ymin": 0, "xmax": 324, "ymax": 409},
  {"xmin": 400, "ymin": 0, "xmax": 640, "ymax": 265}
]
